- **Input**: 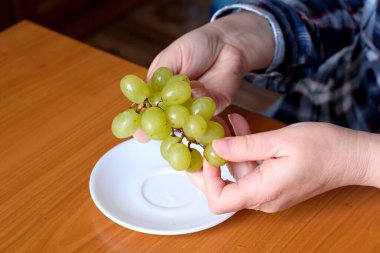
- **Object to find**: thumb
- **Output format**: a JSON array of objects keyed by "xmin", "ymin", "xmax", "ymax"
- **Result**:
[
  {"xmin": 212, "ymin": 132, "xmax": 280, "ymax": 162},
  {"xmin": 147, "ymin": 35, "xmax": 202, "ymax": 80},
  {"xmin": 133, "ymin": 128, "xmax": 151, "ymax": 143},
  {"xmin": 147, "ymin": 48, "xmax": 181, "ymax": 80}
]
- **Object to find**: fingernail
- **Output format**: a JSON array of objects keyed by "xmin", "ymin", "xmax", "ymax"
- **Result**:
[
  {"xmin": 212, "ymin": 139, "xmax": 229, "ymax": 156},
  {"xmin": 228, "ymin": 114, "xmax": 239, "ymax": 136},
  {"xmin": 228, "ymin": 113, "xmax": 239, "ymax": 122},
  {"xmin": 191, "ymin": 88, "xmax": 207, "ymax": 98}
]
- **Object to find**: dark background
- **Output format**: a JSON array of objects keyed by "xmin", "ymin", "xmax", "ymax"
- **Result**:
[
  {"xmin": 1, "ymin": 0, "xmax": 278, "ymax": 113},
  {"xmin": 0, "ymin": 0, "xmax": 210, "ymax": 67}
]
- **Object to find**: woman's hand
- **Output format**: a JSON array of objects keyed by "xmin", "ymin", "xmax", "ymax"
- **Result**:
[
  {"xmin": 134, "ymin": 11, "xmax": 275, "ymax": 142},
  {"xmin": 147, "ymin": 11, "xmax": 275, "ymax": 113},
  {"xmin": 188, "ymin": 114, "xmax": 379, "ymax": 214}
]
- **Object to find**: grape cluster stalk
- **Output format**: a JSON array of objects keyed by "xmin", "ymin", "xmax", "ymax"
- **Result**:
[{"xmin": 112, "ymin": 67, "xmax": 226, "ymax": 172}]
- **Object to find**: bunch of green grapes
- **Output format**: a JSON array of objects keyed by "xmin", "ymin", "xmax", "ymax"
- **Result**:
[{"xmin": 112, "ymin": 67, "xmax": 226, "ymax": 172}]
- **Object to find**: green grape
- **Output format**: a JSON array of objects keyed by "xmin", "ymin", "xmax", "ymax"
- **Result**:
[
  {"xmin": 148, "ymin": 92, "xmax": 162, "ymax": 106},
  {"xmin": 113, "ymin": 70, "xmax": 230, "ymax": 172},
  {"xmin": 120, "ymin": 75, "xmax": 150, "ymax": 103},
  {"xmin": 151, "ymin": 67, "xmax": 173, "ymax": 92},
  {"xmin": 183, "ymin": 115, "xmax": 207, "ymax": 138},
  {"xmin": 161, "ymin": 80, "xmax": 191, "ymax": 105},
  {"xmin": 158, "ymin": 101, "xmax": 170, "ymax": 111},
  {"xmin": 166, "ymin": 74, "xmax": 190, "ymax": 86},
  {"xmin": 186, "ymin": 149, "xmax": 203, "ymax": 173},
  {"xmin": 151, "ymin": 124, "xmax": 171, "ymax": 140},
  {"xmin": 190, "ymin": 96, "xmax": 216, "ymax": 120},
  {"xmin": 141, "ymin": 107, "xmax": 166, "ymax": 136},
  {"xmin": 160, "ymin": 136, "xmax": 180, "ymax": 160},
  {"xmin": 165, "ymin": 105, "xmax": 190, "ymax": 128},
  {"xmin": 195, "ymin": 121, "xmax": 224, "ymax": 144},
  {"xmin": 182, "ymin": 97, "xmax": 194, "ymax": 109},
  {"xmin": 167, "ymin": 143, "xmax": 191, "ymax": 171},
  {"xmin": 204, "ymin": 144, "xmax": 226, "ymax": 167},
  {"xmin": 111, "ymin": 109, "xmax": 141, "ymax": 138}
]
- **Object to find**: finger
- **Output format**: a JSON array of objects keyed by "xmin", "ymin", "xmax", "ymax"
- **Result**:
[
  {"xmin": 212, "ymin": 131, "xmax": 280, "ymax": 162},
  {"xmin": 203, "ymin": 160, "xmax": 247, "ymax": 214},
  {"xmin": 148, "ymin": 49, "xmax": 231, "ymax": 114},
  {"xmin": 133, "ymin": 128, "xmax": 151, "ymax": 143},
  {"xmin": 204, "ymin": 160, "xmax": 271, "ymax": 214},
  {"xmin": 212, "ymin": 115, "xmax": 254, "ymax": 180},
  {"xmin": 190, "ymin": 80, "xmax": 211, "ymax": 99},
  {"xmin": 227, "ymin": 113, "xmax": 258, "ymax": 179},
  {"xmin": 147, "ymin": 47, "xmax": 182, "ymax": 80},
  {"xmin": 186, "ymin": 171, "xmax": 205, "ymax": 193},
  {"xmin": 190, "ymin": 80, "xmax": 229, "ymax": 115},
  {"xmin": 228, "ymin": 113, "xmax": 251, "ymax": 136},
  {"xmin": 190, "ymin": 81, "xmax": 224, "ymax": 115},
  {"xmin": 147, "ymin": 34, "xmax": 209, "ymax": 81},
  {"xmin": 228, "ymin": 161, "xmax": 258, "ymax": 180},
  {"xmin": 243, "ymin": 157, "xmax": 297, "ymax": 212},
  {"xmin": 195, "ymin": 61, "xmax": 241, "ymax": 114}
]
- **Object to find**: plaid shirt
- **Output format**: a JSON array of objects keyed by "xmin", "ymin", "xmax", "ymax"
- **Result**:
[{"xmin": 212, "ymin": 0, "xmax": 380, "ymax": 133}]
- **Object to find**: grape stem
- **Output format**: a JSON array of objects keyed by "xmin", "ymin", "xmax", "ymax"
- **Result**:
[
  {"xmin": 174, "ymin": 128, "xmax": 204, "ymax": 151},
  {"xmin": 128, "ymin": 103, "xmax": 206, "ymax": 151},
  {"xmin": 179, "ymin": 129, "xmax": 185, "ymax": 142},
  {"xmin": 144, "ymin": 98, "xmax": 152, "ymax": 108},
  {"xmin": 136, "ymin": 103, "xmax": 145, "ymax": 112},
  {"xmin": 157, "ymin": 100, "xmax": 164, "ymax": 106},
  {"xmin": 129, "ymin": 99, "xmax": 154, "ymax": 113}
]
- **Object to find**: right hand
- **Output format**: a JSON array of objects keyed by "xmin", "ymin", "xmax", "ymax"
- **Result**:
[
  {"xmin": 188, "ymin": 114, "xmax": 379, "ymax": 214},
  {"xmin": 135, "ymin": 11, "xmax": 275, "ymax": 142}
]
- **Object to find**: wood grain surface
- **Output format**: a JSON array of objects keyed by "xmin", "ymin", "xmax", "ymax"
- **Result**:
[{"xmin": 0, "ymin": 21, "xmax": 379, "ymax": 253}]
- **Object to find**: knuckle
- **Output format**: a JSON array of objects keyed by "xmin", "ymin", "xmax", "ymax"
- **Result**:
[{"xmin": 241, "ymin": 135, "xmax": 255, "ymax": 152}]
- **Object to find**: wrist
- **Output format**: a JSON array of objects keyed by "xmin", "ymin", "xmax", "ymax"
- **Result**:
[
  {"xmin": 364, "ymin": 132, "xmax": 380, "ymax": 188},
  {"xmin": 210, "ymin": 11, "xmax": 275, "ymax": 73},
  {"xmin": 344, "ymin": 130, "xmax": 380, "ymax": 188}
]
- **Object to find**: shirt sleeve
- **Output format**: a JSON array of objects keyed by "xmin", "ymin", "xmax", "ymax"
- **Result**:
[{"xmin": 211, "ymin": 0, "xmax": 364, "ymax": 93}]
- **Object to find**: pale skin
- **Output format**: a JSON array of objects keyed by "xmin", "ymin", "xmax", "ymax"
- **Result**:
[{"xmin": 135, "ymin": 11, "xmax": 380, "ymax": 213}]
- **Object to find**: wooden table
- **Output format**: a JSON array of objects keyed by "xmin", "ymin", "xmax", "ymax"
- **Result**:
[{"xmin": 1, "ymin": 21, "xmax": 379, "ymax": 252}]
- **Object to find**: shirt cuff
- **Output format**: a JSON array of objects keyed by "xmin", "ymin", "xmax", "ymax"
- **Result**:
[{"xmin": 211, "ymin": 3, "xmax": 285, "ymax": 72}]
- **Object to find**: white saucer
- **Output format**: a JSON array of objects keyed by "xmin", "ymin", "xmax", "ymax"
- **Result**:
[{"xmin": 89, "ymin": 139, "xmax": 235, "ymax": 235}]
